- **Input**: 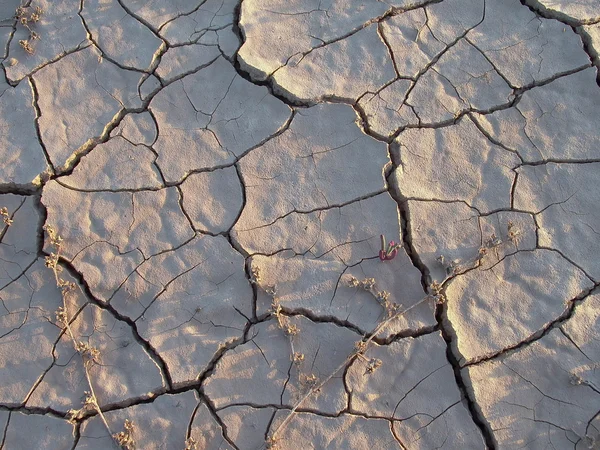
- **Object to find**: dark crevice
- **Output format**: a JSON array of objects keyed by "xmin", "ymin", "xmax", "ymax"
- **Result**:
[
  {"xmin": 185, "ymin": 400, "xmax": 201, "ymax": 440},
  {"xmin": 230, "ymin": 0, "xmax": 311, "ymax": 108},
  {"xmin": 69, "ymin": 422, "xmax": 80, "ymax": 450},
  {"xmin": 0, "ymin": 404, "xmax": 66, "ymax": 419},
  {"xmin": 226, "ymin": 162, "xmax": 248, "ymax": 235},
  {"xmin": 435, "ymin": 302, "xmax": 497, "ymax": 449},
  {"xmin": 244, "ymin": 258, "xmax": 259, "ymax": 320},
  {"xmin": 519, "ymin": 158, "xmax": 600, "ymax": 167},
  {"xmin": 27, "ymin": 76, "xmax": 55, "ymax": 179},
  {"xmin": 197, "ymin": 390, "xmax": 241, "ymax": 450},
  {"xmin": 0, "ymin": 411, "xmax": 9, "ymax": 449},
  {"xmin": 378, "ymin": 322, "xmax": 439, "ymax": 345},
  {"xmin": 29, "ymin": 190, "xmax": 47, "ymax": 255},
  {"xmin": 386, "ymin": 166, "xmax": 430, "ymax": 292},
  {"xmin": 520, "ymin": 0, "xmax": 600, "ymax": 27},
  {"xmin": 513, "ymin": 62, "xmax": 593, "ymax": 93},
  {"xmin": 278, "ymin": 307, "xmax": 366, "ymax": 337},
  {"xmin": 62, "ymin": 326, "xmax": 257, "ymax": 422},
  {"xmin": 576, "ymin": 25, "xmax": 600, "ymax": 77}
]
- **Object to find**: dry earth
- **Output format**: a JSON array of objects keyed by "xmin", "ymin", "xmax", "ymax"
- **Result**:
[{"xmin": 0, "ymin": 0, "xmax": 599, "ymax": 449}]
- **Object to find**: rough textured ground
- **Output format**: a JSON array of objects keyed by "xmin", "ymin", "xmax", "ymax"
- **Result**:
[{"xmin": 0, "ymin": 0, "xmax": 599, "ymax": 449}]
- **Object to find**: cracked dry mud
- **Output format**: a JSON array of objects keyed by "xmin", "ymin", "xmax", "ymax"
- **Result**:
[{"xmin": 0, "ymin": 0, "xmax": 599, "ymax": 448}]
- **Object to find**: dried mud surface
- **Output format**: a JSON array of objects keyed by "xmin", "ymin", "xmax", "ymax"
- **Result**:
[{"xmin": 0, "ymin": 0, "xmax": 599, "ymax": 449}]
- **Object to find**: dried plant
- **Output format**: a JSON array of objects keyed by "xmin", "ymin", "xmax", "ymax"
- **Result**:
[
  {"xmin": 253, "ymin": 257, "xmax": 442, "ymax": 446},
  {"xmin": 266, "ymin": 286, "xmax": 438, "ymax": 444},
  {"xmin": 249, "ymin": 262, "xmax": 443, "ymax": 445},
  {"xmin": 437, "ymin": 221, "xmax": 523, "ymax": 279},
  {"xmin": 44, "ymin": 224, "xmax": 129, "ymax": 447},
  {"xmin": 184, "ymin": 437, "xmax": 198, "ymax": 450},
  {"xmin": 15, "ymin": 4, "xmax": 43, "ymax": 55},
  {"xmin": 347, "ymin": 275, "xmax": 400, "ymax": 318},
  {"xmin": 113, "ymin": 419, "xmax": 136, "ymax": 450},
  {"xmin": 0, "ymin": 207, "xmax": 13, "ymax": 226}
]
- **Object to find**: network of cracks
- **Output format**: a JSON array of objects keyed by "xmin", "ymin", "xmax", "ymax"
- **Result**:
[{"xmin": 0, "ymin": 0, "xmax": 599, "ymax": 448}]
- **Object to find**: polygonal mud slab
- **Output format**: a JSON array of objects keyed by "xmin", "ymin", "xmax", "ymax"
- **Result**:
[
  {"xmin": 42, "ymin": 179, "xmax": 212, "ymax": 325},
  {"xmin": 234, "ymin": 193, "xmax": 400, "ymax": 265},
  {"xmin": 149, "ymin": 56, "xmax": 291, "ymax": 182},
  {"xmin": 237, "ymin": 0, "xmax": 418, "ymax": 82},
  {"xmin": 42, "ymin": 180, "xmax": 194, "ymax": 259},
  {"xmin": 33, "ymin": 46, "xmax": 145, "ymax": 170},
  {"xmin": 405, "ymin": 41, "xmax": 512, "ymax": 126},
  {"xmin": 204, "ymin": 320, "xmax": 296, "ymax": 409},
  {"xmin": 123, "ymin": 235, "xmax": 253, "ymax": 384},
  {"xmin": 579, "ymin": 415, "xmax": 600, "ymax": 450},
  {"xmin": 405, "ymin": 200, "xmax": 537, "ymax": 282},
  {"xmin": 404, "ymin": 68, "xmax": 469, "ymax": 125},
  {"xmin": 404, "ymin": 200, "xmax": 482, "ymax": 283},
  {"xmin": 280, "ymin": 316, "xmax": 357, "ymax": 413},
  {"xmin": 269, "ymin": 24, "xmax": 396, "ymax": 103},
  {"xmin": 189, "ymin": 400, "xmax": 235, "ymax": 450},
  {"xmin": 524, "ymin": 0, "xmax": 600, "ymax": 24},
  {"xmin": 250, "ymin": 253, "xmax": 434, "ymax": 339},
  {"xmin": 0, "ymin": 259, "xmax": 62, "ymax": 406},
  {"xmin": 473, "ymin": 68, "xmax": 600, "ymax": 162},
  {"xmin": 158, "ymin": 0, "xmax": 238, "ymax": 45},
  {"xmin": 179, "ymin": 166, "xmax": 244, "ymax": 233},
  {"xmin": 424, "ymin": 0, "xmax": 486, "ymax": 45},
  {"xmin": 1, "ymin": 412, "xmax": 73, "ymax": 449},
  {"xmin": 26, "ymin": 300, "xmax": 165, "ymax": 412},
  {"xmin": 391, "ymin": 116, "xmax": 520, "ymax": 213},
  {"xmin": 465, "ymin": 326, "xmax": 600, "ymax": 449},
  {"xmin": 57, "ymin": 136, "xmax": 164, "ymax": 191},
  {"xmin": 269, "ymin": 410, "xmax": 401, "ymax": 449},
  {"xmin": 468, "ymin": 0, "xmax": 590, "ymax": 87},
  {"xmin": 5, "ymin": 0, "xmax": 87, "ymax": 83},
  {"xmin": 217, "ymin": 405, "xmax": 274, "ymax": 449},
  {"xmin": 357, "ymin": 79, "xmax": 417, "ymax": 140},
  {"xmin": 446, "ymin": 249, "xmax": 594, "ymax": 363},
  {"xmin": 62, "ymin": 229, "xmax": 254, "ymax": 387},
  {"xmin": 205, "ymin": 317, "xmax": 362, "ymax": 415},
  {"xmin": 122, "ymin": 0, "xmax": 237, "ymax": 36},
  {"xmin": 0, "ymin": 195, "xmax": 41, "ymax": 285},
  {"xmin": 82, "ymin": 0, "xmax": 163, "ymax": 70},
  {"xmin": 1, "ymin": 0, "xmax": 599, "ymax": 447},
  {"xmin": 235, "ymin": 103, "xmax": 389, "ymax": 231},
  {"xmin": 377, "ymin": 9, "xmax": 444, "ymax": 79},
  {"xmin": 359, "ymin": 11, "xmax": 519, "ymax": 139},
  {"xmin": 110, "ymin": 111, "xmax": 157, "ymax": 146},
  {"xmin": 347, "ymin": 332, "xmax": 484, "ymax": 449},
  {"xmin": 0, "ymin": 80, "xmax": 50, "ymax": 187},
  {"xmin": 514, "ymin": 162, "xmax": 600, "ymax": 281},
  {"xmin": 214, "ymin": 25, "xmax": 240, "ymax": 59},
  {"xmin": 155, "ymin": 42, "xmax": 221, "ymax": 82},
  {"xmin": 76, "ymin": 391, "xmax": 208, "ymax": 449}
]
